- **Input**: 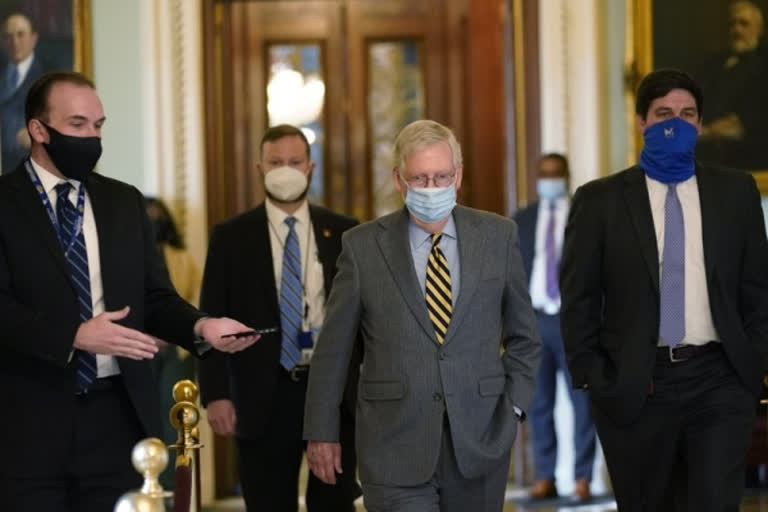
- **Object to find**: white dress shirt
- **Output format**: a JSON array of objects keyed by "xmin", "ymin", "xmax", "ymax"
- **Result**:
[
  {"xmin": 530, "ymin": 197, "xmax": 568, "ymax": 315},
  {"xmin": 265, "ymin": 199, "xmax": 326, "ymax": 336},
  {"xmin": 31, "ymin": 158, "xmax": 120, "ymax": 377},
  {"xmin": 645, "ymin": 175, "xmax": 719, "ymax": 346}
]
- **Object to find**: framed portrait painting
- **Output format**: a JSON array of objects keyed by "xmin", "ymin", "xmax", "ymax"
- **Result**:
[
  {"xmin": 631, "ymin": 0, "xmax": 768, "ymax": 192},
  {"xmin": 0, "ymin": 0, "xmax": 91, "ymax": 174}
]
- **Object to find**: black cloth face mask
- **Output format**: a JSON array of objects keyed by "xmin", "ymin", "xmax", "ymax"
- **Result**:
[{"xmin": 41, "ymin": 122, "xmax": 102, "ymax": 182}]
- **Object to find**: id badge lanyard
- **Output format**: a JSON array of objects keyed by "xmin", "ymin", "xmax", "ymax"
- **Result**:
[{"xmin": 25, "ymin": 159, "xmax": 86, "ymax": 257}]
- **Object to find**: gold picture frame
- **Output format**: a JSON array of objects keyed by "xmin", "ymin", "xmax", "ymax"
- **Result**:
[
  {"xmin": 628, "ymin": 0, "xmax": 768, "ymax": 194},
  {"xmin": 74, "ymin": 0, "xmax": 94, "ymax": 77}
]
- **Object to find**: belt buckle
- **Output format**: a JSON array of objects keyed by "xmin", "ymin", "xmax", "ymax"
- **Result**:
[
  {"xmin": 668, "ymin": 345, "xmax": 687, "ymax": 363},
  {"xmin": 289, "ymin": 366, "xmax": 307, "ymax": 382}
]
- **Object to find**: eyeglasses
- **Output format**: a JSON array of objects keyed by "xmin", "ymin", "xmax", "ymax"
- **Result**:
[{"xmin": 403, "ymin": 172, "xmax": 456, "ymax": 188}]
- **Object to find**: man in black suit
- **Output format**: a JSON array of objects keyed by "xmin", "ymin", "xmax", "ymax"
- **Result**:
[
  {"xmin": 514, "ymin": 153, "xmax": 596, "ymax": 501},
  {"xmin": 0, "ymin": 71, "xmax": 259, "ymax": 511},
  {"xmin": 1, "ymin": 12, "xmax": 48, "ymax": 173},
  {"xmin": 561, "ymin": 68, "xmax": 768, "ymax": 510},
  {"xmin": 198, "ymin": 124, "xmax": 361, "ymax": 511}
]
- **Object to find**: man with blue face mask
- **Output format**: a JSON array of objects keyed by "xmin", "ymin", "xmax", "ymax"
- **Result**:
[
  {"xmin": 560, "ymin": 68, "xmax": 768, "ymax": 511},
  {"xmin": 303, "ymin": 119, "xmax": 541, "ymax": 512},
  {"xmin": 514, "ymin": 153, "xmax": 596, "ymax": 502}
]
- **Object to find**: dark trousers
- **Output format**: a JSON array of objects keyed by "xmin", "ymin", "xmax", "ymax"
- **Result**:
[
  {"xmin": 529, "ymin": 312, "xmax": 596, "ymax": 481},
  {"xmin": 593, "ymin": 346, "xmax": 755, "ymax": 511},
  {"xmin": 361, "ymin": 416, "xmax": 510, "ymax": 512},
  {"xmin": 0, "ymin": 379, "xmax": 144, "ymax": 511},
  {"xmin": 236, "ymin": 368, "xmax": 360, "ymax": 512}
]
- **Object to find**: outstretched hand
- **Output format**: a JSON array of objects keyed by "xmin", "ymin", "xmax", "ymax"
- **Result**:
[
  {"xmin": 74, "ymin": 306, "xmax": 158, "ymax": 360},
  {"xmin": 194, "ymin": 317, "xmax": 260, "ymax": 353}
]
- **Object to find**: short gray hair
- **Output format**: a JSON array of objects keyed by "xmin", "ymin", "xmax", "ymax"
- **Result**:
[{"xmin": 393, "ymin": 120, "xmax": 463, "ymax": 174}]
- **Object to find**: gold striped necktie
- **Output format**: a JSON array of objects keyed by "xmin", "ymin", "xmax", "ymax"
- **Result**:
[{"xmin": 425, "ymin": 232, "xmax": 452, "ymax": 343}]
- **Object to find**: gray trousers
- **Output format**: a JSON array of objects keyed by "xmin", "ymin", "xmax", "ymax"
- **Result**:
[{"xmin": 362, "ymin": 417, "xmax": 510, "ymax": 512}]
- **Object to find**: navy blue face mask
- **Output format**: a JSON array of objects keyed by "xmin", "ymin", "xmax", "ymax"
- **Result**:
[{"xmin": 639, "ymin": 117, "xmax": 698, "ymax": 183}]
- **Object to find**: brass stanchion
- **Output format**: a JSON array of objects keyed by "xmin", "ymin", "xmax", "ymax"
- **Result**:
[
  {"xmin": 168, "ymin": 379, "xmax": 203, "ymax": 512},
  {"xmin": 114, "ymin": 438, "xmax": 172, "ymax": 511}
]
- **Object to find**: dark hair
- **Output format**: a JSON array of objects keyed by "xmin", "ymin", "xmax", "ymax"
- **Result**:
[
  {"xmin": 145, "ymin": 197, "xmax": 184, "ymax": 249},
  {"xmin": 25, "ymin": 71, "xmax": 95, "ymax": 124},
  {"xmin": 635, "ymin": 69, "xmax": 704, "ymax": 120},
  {"xmin": 260, "ymin": 124, "xmax": 311, "ymax": 158},
  {"xmin": 540, "ymin": 152, "xmax": 570, "ymax": 176}
]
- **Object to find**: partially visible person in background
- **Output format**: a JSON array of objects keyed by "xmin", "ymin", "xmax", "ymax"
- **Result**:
[
  {"xmin": 514, "ymin": 154, "xmax": 596, "ymax": 501},
  {"xmin": 145, "ymin": 197, "xmax": 201, "ymax": 489}
]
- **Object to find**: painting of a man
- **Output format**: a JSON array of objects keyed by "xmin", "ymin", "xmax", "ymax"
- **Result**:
[
  {"xmin": 0, "ymin": 12, "xmax": 50, "ymax": 173},
  {"xmin": 694, "ymin": 0, "xmax": 768, "ymax": 170}
]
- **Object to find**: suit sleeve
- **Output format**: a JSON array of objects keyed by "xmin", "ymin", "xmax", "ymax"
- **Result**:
[
  {"xmin": 304, "ymin": 232, "xmax": 362, "ymax": 441},
  {"xmin": 739, "ymin": 176, "xmax": 768, "ymax": 370},
  {"xmin": 560, "ymin": 184, "xmax": 606, "ymax": 389},
  {"xmin": 501, "ymin": 219, "xmax": 542, "ymax": 416},
  {"xmin": 197, "ymin": 224, "xmax": 233, "ymax": 406}
]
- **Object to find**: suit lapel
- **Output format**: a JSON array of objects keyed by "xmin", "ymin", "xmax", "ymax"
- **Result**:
[
  {"xmin": 309, "ymin": 206, "xmax": 335, "ymax": 294},
  {"xmin": 623, "ymin": 167, "xmax": 660, "ymax": 292},
  {"xmin": 443, "ymin": 206, "xmax": 485, "ymax": 345},
  {"xmin": 375, "ymin": 208, "xmax": 436, "ymax": 340},
  {"xmin": 11, "ymin": 167, "xmax": 72, "ymax": 285},
  {"xmin": 695, "ymin": 164, "xmax": 718, "ymax": 280}
]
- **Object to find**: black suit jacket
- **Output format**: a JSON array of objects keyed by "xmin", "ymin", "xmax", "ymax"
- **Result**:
[
  {"xmin": 0, "ymin": 164, "xmax": 205, "ymax": 477},
  {"xmin": 560, "ymin": 164, "xmax": 768, "ymax": 425},
  {"xmin": 513, "ymin": 201, "xmax": 539, "ymax": 282},
  {"xmin": 198, "ymin": 203, "xmax": 359, "ymax": 437}
]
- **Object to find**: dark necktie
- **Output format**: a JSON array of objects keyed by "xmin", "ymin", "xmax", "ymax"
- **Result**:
[
  {"xmin": 279, "ymin": 216, "xmax": 303, "ymax": 370},
  {"xmin": 544, "ymin": 201, "xmax": 559, "ymax": 301},
  {"xmin": 659, "ymin": 184, "xmax": 686, "ymax": 346},
  {"xmin": 55, "ymin": 183, "xmax": 97, "ymax": 392},
  {"xmin": 426, "ymin": 233, "xmax": 452, "ymax": 344}
]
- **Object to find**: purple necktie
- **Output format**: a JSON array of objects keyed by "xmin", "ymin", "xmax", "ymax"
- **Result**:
[
  {"xmin": 544, "ymin": 202, "xmax": 559, "ymax": 301},
  {"xmin": 659, "ymin": 184, "xmax": 685, "ymax": 346}
]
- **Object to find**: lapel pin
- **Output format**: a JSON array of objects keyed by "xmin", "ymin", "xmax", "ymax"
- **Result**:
[{"xmin": 323, "ymin": 228, "xmax": 332, "ymax": 238}]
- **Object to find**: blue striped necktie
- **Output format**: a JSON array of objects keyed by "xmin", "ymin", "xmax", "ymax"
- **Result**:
[
  {"xmin": 279, "ymin": 216, "xmax": 303, "ymax": 370},
  {"xmin": 55, "ymin": 183, "xmax": 97, "ymax": 392}
]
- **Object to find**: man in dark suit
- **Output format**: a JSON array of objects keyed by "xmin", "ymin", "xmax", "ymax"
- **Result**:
[
  {"xmin": 304, "ymin": 120, "xmax": 541, "ymax": 512},
  {"xmin": 198, "ymin": 124, "xmax": 361, "ymax": 511},
  {"xmin": 514, "ymin": 153, "xmax": 596, "ymax": 501},
  {"xmin": 561, "ymin": 68, "xmax": 768, "ymax": 511},
  {"xmin": 0, "ymin": 71, "xmax": 259, "ymax": 511},
  {"xmin": 1, "ymin": 12, "xmax": 48, "ymax": 173}
]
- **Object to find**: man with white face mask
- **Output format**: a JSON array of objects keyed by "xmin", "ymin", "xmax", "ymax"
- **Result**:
[
  {"xmin": 514, "ymin": 153, "xmax": 596, "ymax": 501},
  {"xmin": 198, "ymin": 124, "xmax": 361, "ymax": 511},
  {"xmin": 304, "ymin": 119, "xmax": 541, "ymax": 512}
]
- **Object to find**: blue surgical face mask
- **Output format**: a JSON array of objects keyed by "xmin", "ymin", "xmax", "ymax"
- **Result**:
[
  {"xmin": 536, "ymin": 178, "xmax": 567, "ymax": 200},
  {"xmin": 639, "ymin": 117, "xmax": 698, "ymax": 183},
  {"xmin": 404, "ymin": 185, "xmax": 457, "ymax": 224}
]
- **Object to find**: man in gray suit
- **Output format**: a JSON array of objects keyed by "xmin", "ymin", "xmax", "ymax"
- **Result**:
[{"xmin": 303, "ymin": 120, "xmax": 541, "ymax": 511}]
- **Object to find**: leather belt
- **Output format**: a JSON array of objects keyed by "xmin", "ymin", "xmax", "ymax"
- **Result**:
[
  {"xmin": 75, "ymin": 375, "xmax": 121, "ymax": 395},
  {"xmin": 288, "ymin": 365, "xmax": 310, "ymax": 382},
  {"xmin": 656, "ymin": 342, "xmax": 721, "ymax": 363}
]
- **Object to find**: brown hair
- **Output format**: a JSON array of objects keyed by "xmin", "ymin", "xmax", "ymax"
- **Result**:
[{"xmin": 260, "ymin": 124, "xmax": 311, "ymax": 158}]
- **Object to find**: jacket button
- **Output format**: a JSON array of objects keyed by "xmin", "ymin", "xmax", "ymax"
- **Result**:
[
  {"xmin": 433, "ymin": 393, "xmax": 442, "ymax": 402},
  {"xmin": 439, "ymin": 353, "xmax": 446, "ymax": 360}
]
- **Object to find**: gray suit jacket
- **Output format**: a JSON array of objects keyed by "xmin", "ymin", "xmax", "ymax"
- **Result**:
[{"xmin": 304, "ymin": 205, "xmax": 541, "ymax": 486}]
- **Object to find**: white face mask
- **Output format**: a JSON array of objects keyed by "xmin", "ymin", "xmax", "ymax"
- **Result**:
[{"xmin": 264, "ymin": 165, "xmax": 309, "ymax": 202}]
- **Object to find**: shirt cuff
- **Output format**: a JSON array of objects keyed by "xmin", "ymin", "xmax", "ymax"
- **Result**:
[{"xmin": 513, "ymin": 406, "xmax": 525, "ymax": 422}]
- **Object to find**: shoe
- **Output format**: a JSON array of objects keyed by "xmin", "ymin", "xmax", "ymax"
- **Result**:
[
  {"xmin": 529, "ymin": 479, "xmax": 558, "ymax": 499},
  {"xmin": 573, "ymin": 478, "xmax": 591, "ymax": 501}
]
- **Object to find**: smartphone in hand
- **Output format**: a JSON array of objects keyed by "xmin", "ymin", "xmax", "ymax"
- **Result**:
[{"xmin": 222, "ymin": 326, "xmax": 279, "ymax": 339}]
